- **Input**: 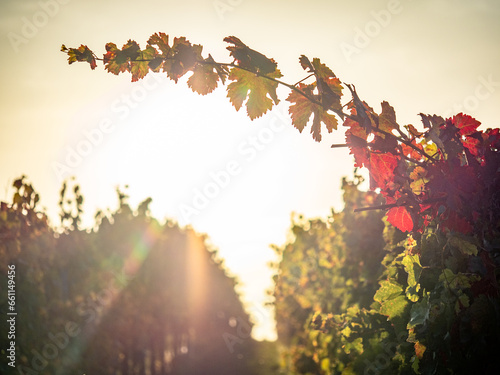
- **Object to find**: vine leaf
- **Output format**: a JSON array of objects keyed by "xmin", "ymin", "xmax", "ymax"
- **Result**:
[
  {"xmin": 103, "ymin": 41, "xmax": 140, "ymax": 75},
  {"xmin": 402, "ymin": 253, "xmax": 422, "ymax": 302},
  {"xmin": 345, "ymin": 120, "xmax": 369, "ymax": 167},
  {"xmin": 298, "ymin": 56, "xmax": 343, "ymax": 112},
  {"xmin": 452, "ymin": 113, "xmax": 480, "ymax": 136},
  {"xmin": 407, "ymin": 294, "xmax": 430, "ymax": 329},
  {"xmin": 379, "ymin": 101, "xmax": 399, "ymax": 133},
  {"xmin": 420, "ymin": 113, "xmax": 446, "ymax": 153},
  {"xmin": 224, "ymin": 36, "xmax": 277, "ymax": 74},
  {"xmin": 226, "ymin": 68, "xmax": 281, "ymax": 120},
  {"xmin": 374, "ymin": 280, "xmax": 403, "ymax": 302},
  {"xmin": 414, "ymin": 341, "xmax": 427, "ymax": 359},
  {"xmin": 287, "ymin": 83, "xmax": 338, "ymax": 142},
  {"xmin": 379, "ymin": 295, "xmax": 409, "ymax": 321},
  {"xmin": 374, "ymin": 282, "xmax": 410, "ymax": 331},
  {"xmin": 409, "ymin": 166, "xmax": 429, "ymax": 195},
  {"xmin": 187, "ymin": 56, "xmax": 221, "ymax": 95},
  {"xmin": 387, "ymin": 205, "xmax": 414, "ymax": 232},
  {"xmin": 448, "ymin": 235, "xmax": 478, "ymax": 256},
  {"xmin": 452, "ymin": 113, "xmax": 481, "ymax": 156},
  {"xmin": 369, "ymin": 153, "xmax": 399, "ymax": 188},
  {"xmin": 61, "ymin": 44, "xmax": 97, "ymax": 70},
  {"xmin": 147, "ymin": 32, "xmax": 170, "ymax": 55},
  {"xmin": 162, "ymin": 37, "xmax": 203, "ymax": 82},
  {"xmin": 131, "ymin": 46, "xmax": 157, "ymax": 82}
]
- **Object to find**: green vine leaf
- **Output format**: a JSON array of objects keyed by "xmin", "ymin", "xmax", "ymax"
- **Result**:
[
  {"xmin": 407, "ymin": 293, "xmax": 429, "ymax": 329},
  {"xmin": 379, "ymin": 294, "xmax": 409, "ymax": 321},
  {"xmin": 447, "ymin": 235, "xmax": 478, "ymax": 256},
  {"xmin": 374, "ymin": 280, "xmax": 403, "ymax": 303},
  {"xmin": 402, "ymin": 253, "xmax": 422, "ymax": 302}
]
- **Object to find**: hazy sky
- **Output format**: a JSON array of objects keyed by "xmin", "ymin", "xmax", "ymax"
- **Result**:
[{"xmin": 1, "ymin": 0, "xmax": 499, "ymax": 340}]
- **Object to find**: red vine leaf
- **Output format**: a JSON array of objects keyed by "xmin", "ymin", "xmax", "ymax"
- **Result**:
[
  {"xmin": 462, "ymin": 136, "xmax": 480, "ymax": 156},
  {"xmin": 452, "ymin": 113, "xmax": 481, "ymax": 136},
  {"xmin": 387, "ymin": 206, "xmax": 414, "ymax": 232},
  {"xmin": 369, "ymin": 153, "xmax": 399, "ymax": 188},
  {"xmin": 345, "ymin": 119, "xmax": 369, "ymax": 167}
]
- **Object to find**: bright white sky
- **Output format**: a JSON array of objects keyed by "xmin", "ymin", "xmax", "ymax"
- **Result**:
[{"xmin": 1, "ymin": 0, "xmax": 499, "ymax": 341}]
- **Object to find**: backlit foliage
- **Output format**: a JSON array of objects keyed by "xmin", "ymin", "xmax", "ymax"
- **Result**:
[
  {"xmin": 0, "ymin": 178, "xmax": 277, "ymax": 375},
  {"xmin": 62, "ymin": 34, "xmax": 500, "ymax": 373}
]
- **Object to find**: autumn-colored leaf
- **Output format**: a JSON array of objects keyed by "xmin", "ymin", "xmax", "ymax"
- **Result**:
[
  {"xmin": 409, "ymin": 166, "xmax": 429, "ymax": 195},
  {"xmin": 227, "ymin": 68, "xmax": 281, "ymax": 120},
  {"xmin": 287, "ymin": 83, "xmax": 338, "ymax": 142},
  {"xmin": 369, "ymin": 152, "xmax": 399, "ymax": 188},
  {"xmin": 299, "ymin": 56, "xmax": 342, "ymax": 111},
  {"xmin": 401, "ymin": 139, "xmax": 426, "ymax": 161},
  {"xmin": 161, "ymin": 37, "xmax": 203, "ymax": 82},
  {"xmin": 345, "ymin": 119, "xmax": 369, "ymax": 167},
  {"xmin": 62, "ymin": 44, "xmax": 97, "ymax": 70},
  {"xmin": 405, "ymin": 124, "xmax": 423, "ymax": 137},
  {"xmin": 387, "ymin": 205, "xmax": 414, "ymax": 232},
  {"xmin": 147, "ymin": 32, "xmax": 170, "ymax": 55},
  {"xmin": 462, "ymin": 136, "xmax": 480, "ymax": 156},
  {"xmin": 420, "ymin": 113, "xmax": 446, "ymax": 153},
  {"xmin": 452, "ymin": 113, "xmax": 481, "ymax": 136},
  {"xmin": 310, "ymin": 58, "xmax": 336, "ymax": 80},
  {"xmin": 485, "ymin": 127, "xmax": 500, "ymax": 149},
  {"xmin": 379, "ymin": 101, "xmax": 399, "ymax": 133},
  {"xmin": 224, "ymin": 36, "xmax": 277, "ymax": 74},
  {"xmin": 298, "ymin": 55, "xmax": 313, "ymax": 71},
  {"xmin": 414, "ymin": 341, "xmax": 426, "ymax": 359},
  {"xmin": 130, "ymin": 46, "xmax": 156, "ymax": 82},
  {"xmin": 187, "ymin": 58, "xmax": 220, "ymax": 95},
  {"xmin": 103, "ymin": 42, "xmax": 135, "ymax": 75},
  {"xmin": 347, "ymin": 85, "xmax": 377, "ymax": 133}
]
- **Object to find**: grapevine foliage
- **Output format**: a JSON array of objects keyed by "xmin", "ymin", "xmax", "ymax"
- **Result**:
[
  {"xmin": 62, "ymin": 34, "xmax": 500, "ymax": 373},
  {"xmin": 61, "ymin": 34, "xmax": 500, "ymax": 234}
]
